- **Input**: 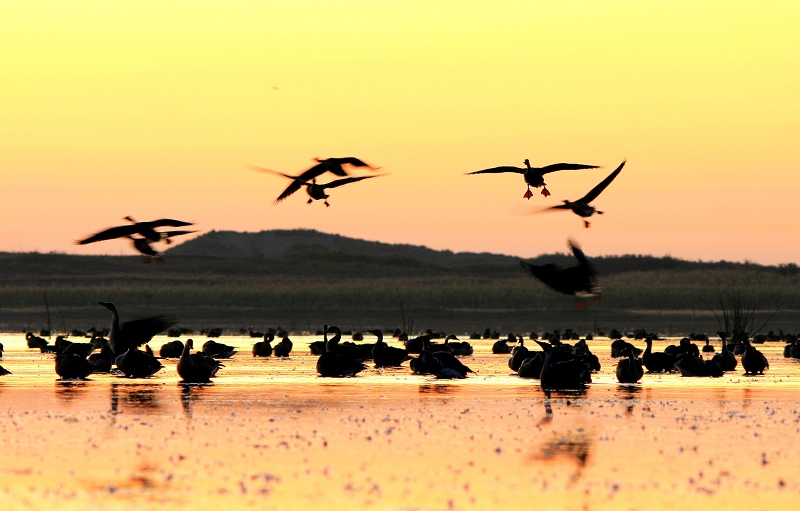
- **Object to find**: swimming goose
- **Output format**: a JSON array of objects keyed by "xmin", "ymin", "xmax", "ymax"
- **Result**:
[
  {"xmin": 642, "ymin": 337, "xmax": 677, "ymax": 373},
  {"xmin": 99, "ymin": 302, "xmax": 173, "ymax": 356},
  {"xmin": 202, "ymin": 340, "xmax": 237, "ymax": 359},
  {"xmin": 316, "ymin": 326, "xmax": 368, "ymax": 377},
  {"xmin": 544, "ymin": 160, "xmax": 625, "ymax": 227},
  {"xmin": 520, "ymin": 240, "xmax": 599, "ymax": 297},
  {"xmin": 444, "ymin": 335, "xmax": 473, "ymax": 356},
  {"xmin": 26, "ymin": 331, "xmax": 49, "ymax": 349},
  {"xmin": 615, "ymin": 347, "xmax": 644, "ymax": 383},
  {"xmin": 675, "ymin": 352, "xmax": 723, "ymax": 377},
  {"xmin": 159, "ymin": 340, "xmax": 185, "ymax": 358},
  {"xmin": 115, "ymin": 346, "xmax": 163, "ymax": 378},
  {"xmin": 178, "ymin": 339, "xmax": 222, "ymax": 383},
  {"xmin": 410, "ymin": 338, "xmax": 474, "ymax": 378},
  {"xmin": 87, "ymin": 342, "xmax": 114, "ymax": 373},
  {"xmin": 467, "ymin": 159, "xmax": 600, "ymax": 199},
  {"xmin": 535, "ymin": 341, "xmax": 591, "ymax": 390},
  {"xmin": 370, "ymin": 330, "xmax": 410, "ymax": 367},
  {"xmin": 741, "ymin": 340, "xmax": 769, "ymax": 375},
  {"xmin": 712, "ymin": 332, "xmax": 738, "ymax": 371},
  {"xmin": 273, "ymin": 337, "xmax": 293, "ymax": 357},
  {"xmin": 253, "ymin": 333, "xmax": 274, "ymax": 357},
  {"xmin": 508, "ymin": 340, "xmax": 539, "ymax": 371},
  {"xmin": 55, "ymin": 346, "xmax": 94, "ymax": 380}
]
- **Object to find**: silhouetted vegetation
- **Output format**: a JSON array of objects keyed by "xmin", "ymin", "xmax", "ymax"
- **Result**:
[{"xmin": 0, "ymin": 230, "xmax": 798, "ymax": 333}]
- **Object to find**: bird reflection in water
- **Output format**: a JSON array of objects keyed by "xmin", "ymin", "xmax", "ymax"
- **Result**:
[
  {"xmin": 55, "ymin": 381, "xmax": 89, "ymax": 404},
  {"xmin": 180, "ymin": 383, "xmax": 210, "ymax": 421},
  {"xmin": 616, "ymin": 384, "xmax": 642, "ymax": 415},
  {"xmin": 418, "ymin": 384, "xmax": 459, "ymax": 395},
  {"xmin": 109, "ymin": 384, "xmax": 162, "ymax": 425},
  {"xmin": 528, "ymin": 428, "xmax": 594, "ymax": 483}
]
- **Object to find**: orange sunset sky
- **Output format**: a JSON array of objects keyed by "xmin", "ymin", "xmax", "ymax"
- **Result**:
[{"xmin": 1, "ymin": 1, "xmax": 798, "ymax": 264}]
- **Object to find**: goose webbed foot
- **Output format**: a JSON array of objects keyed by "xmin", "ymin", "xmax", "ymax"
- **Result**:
[
  {"xmin": 541, "ymin": 186, "xmax": 550, "ymax": 197},
  {"xmin": 596, "ymin": 211, "xmax": 604, "ymax": 215},
  {"xmin": 324, "ymin": 201, "xmax": 330, "ymax": 207},
  {"xmin": 307, "ymin": 199, "xmax": 313, "ymax": 204},
  {"xmin": 523, "ymin": 188, "xmax": 533, "ymax": 200},
  {"xmin": 584, "ymin": 220, "xmax": 590, "ymax": 228}
]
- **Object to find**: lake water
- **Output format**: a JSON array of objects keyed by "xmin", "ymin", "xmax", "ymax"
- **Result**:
[{"xmin": 0, "ymin": 334, "xmax": 799, "ymax": 510}]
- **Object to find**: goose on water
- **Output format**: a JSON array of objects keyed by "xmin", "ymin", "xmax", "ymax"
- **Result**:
[
  {"xmin": 178, "ymin": 339, "xmax": 223, "ymax": 383},
  {"xmin": 316, "ymin": 326, "xmax": 368, "ymax": 377},
  {"xmin": 253, "ymin": 333, "xmax": 274, "ymax": 357},
  {"xmin": 99, "ymin": 302, "xmax": 173, "ymax": 357},
  {"xmin": 369, "ymin": 330, "xmax": 410, "ymax": 368}
]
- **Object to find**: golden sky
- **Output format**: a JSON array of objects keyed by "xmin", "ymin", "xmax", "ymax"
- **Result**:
[{"xmin": 1, "ymin": 1, "xmax": 798, "ymax": 263}]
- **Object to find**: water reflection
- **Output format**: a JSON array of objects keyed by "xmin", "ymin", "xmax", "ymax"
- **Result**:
[
  {"xmin": 180, "ymin": 383, "xmax": 211, "ymax": 420},
  {"xmin": 55, "ymin": 381, "xmax": 89, "ymax": 404},
  {"xmin": 616, "ymin": 384, "xmax": 642, "ymax": 414},
  {"xmin": 418, "ymin": 384, "xmax": 458, "ymax": 395},
  {"xmin": 109, "ymin": 383, "xmax": 163, "ymax": 424},
  {"xmin": 527, "ymin": 428, "xmax": 594, "ymax": 481}
]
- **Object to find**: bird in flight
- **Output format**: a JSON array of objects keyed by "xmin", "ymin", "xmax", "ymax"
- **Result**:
[
  {"xmin": 544, "ymin": 160, "xmax": 626, "ymax": 227},
  {"xmin": 77, "ymin": 217, "xmax": 194, "ymax": 245},
  {"xmin": 246, "ymin": 157, "xmax": 379, "ymax": 203},
  {"xmin": 520, "ymin": 240, "xmax": 600, "ymax": 299},
  {"xmin": 251, "ymin": 167, "xmax": 386, "ymax": 207},
  {"xmin": 126, "ymin": 230, "xmax": 195, "ymax": 263},
  {"xmin": 467, "ymin": 159, "xmax": 600, "ymax": 199}
]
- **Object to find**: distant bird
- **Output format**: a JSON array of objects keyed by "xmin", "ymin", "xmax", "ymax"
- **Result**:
[
  {"xmin": 615, "ymin": 347, "xmax": 644, "ymax": 383},
  {"xmin": 247, "ymin": 157, "xmax": 379, "ymax": 202},
  {"xmin": 369, "ymin": 329, "xmax": 410, "ymax": 368},
  {"xmin": 77, "ymin": 217, "xmax": 194, "ymax": 245},
  {"xmin": 178, "ymin": 339, "xmax": 223, "ymax": 383},
  {"xmin": 26, "ymin": 331, "xmax": 49, "ymax": 349},
  {"xmin": 712, "ymin": 331, "xmax": 737, "ymax": 371},
  {"xmin": 202, "ymin": 340, "xmax": 237, "ymax": 359},
  {"xmin": 642, "ymin": 336, "xmax": 677, "ymax": 373},
  {"xmin": 410, "ymin": 338, "xmax": 473, "ymax": 379},
  {"xmin": 126, "ymin": 230, "xmax": 195, "ymax": 263},
  {"xmin": 99, "ymin": 302, "xmax": 173, "ymax": 356},
  {"xmin": 317, "ymin": 326, "xmax": 368, "ymax": 377},
  {"xmin": 520, "ymin": 240, "xmax": 599, "ymax": 297},
  {"xmin": 702, "ymin": 339, "xmax": 715, "ymax": 353},
  {"xmin": 741, "ymin": 340, "xmax": 769, "ymax": 375},
  {"xmin": 273, "ymin": 337, "xmax": 293, "ymax": 357},
  {"xmin": 251, "ymin": 166, "xmax": 386, "ymax": 207},
  {"xmin": 543, "ymin": 160, "xmax": 626, "ymax": 227},
  {"xmin": 159, "ymin": 340, "xmax": 185, "ymax": 358},
  {"xmin": 88, "ymin": 342, "xmax": 114, "ymax": 373},
  {"xmin": 115, "ymin": 346, "xmax": 163, "ymax": 378},
  {"xmin": 467, "ymin": 159, "xmax": 600, "ymax": 199},
  {"xmin": 253, "ymin": 333, "xmax": 274, "ymax": 357},
  {"xmin": 611, "ymin": 339, "xmax": 642, "ymax": 358},
  {"xmin": 0, "ymin": 342, "xmax": 3, "ymax": 359},
  {"xmin": 55, "ymin": 350, "xmax": 93, "ymax": 380},
  {"xmin": 535, "ymin": 341, "xmax": 591, "ymax": 390}
]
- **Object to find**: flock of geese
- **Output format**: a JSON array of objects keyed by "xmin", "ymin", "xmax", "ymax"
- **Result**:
[
  {"xmin": 3, "ymin": 154, "xmax": 778, "ymax": 388},
  {"xmin": 0, "ymin": 300, "xmax": 789, "ymax": 389},
  {"xmin": 73, "ymin": 155, "xmax": 625, "ymax": 268}
]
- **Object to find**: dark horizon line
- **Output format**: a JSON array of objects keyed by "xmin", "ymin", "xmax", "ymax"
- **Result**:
[{"xmin": 1, "ymin": 227, "xmax": 798, "ymax": 271}]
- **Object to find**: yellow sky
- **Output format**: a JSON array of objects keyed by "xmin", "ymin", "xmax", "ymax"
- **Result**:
[{"xmin": 1, "ymin": 1, "xmax": 798, "ymax": 263}]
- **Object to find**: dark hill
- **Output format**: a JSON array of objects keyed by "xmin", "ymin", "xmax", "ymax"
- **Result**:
[{"xmin": 166, "ymin": 229, "xmax": 799, "ymax": 276}]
